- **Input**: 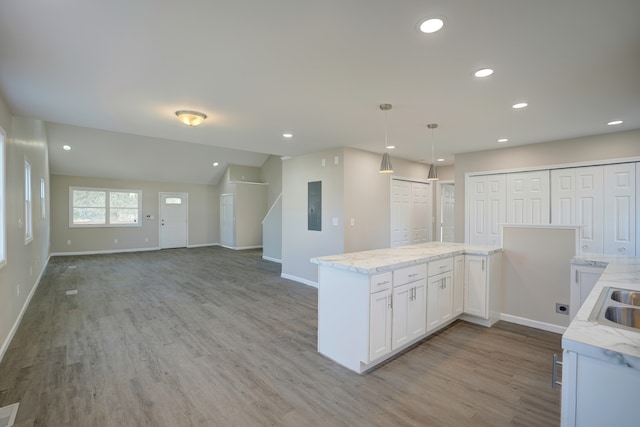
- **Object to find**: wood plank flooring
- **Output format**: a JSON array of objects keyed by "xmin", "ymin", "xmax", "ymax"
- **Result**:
[{"xmin": 0, "ymin": 247, "xmax": 562, "ymax": 426}]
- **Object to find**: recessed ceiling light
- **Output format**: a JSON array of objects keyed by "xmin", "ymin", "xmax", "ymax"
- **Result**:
[
  {"xmin": 512, "ymin": 102, "xmax": 528, "ymax": 109},
  {"xmin": 63, "ymin": 145, "xmax": 71, "ymax": 151},
  {"xmin": 497, "ymin": 138, "xmax": 509, "ymax": 143},
  {"xmin": 282, "ymin": 133, "xmax": 293, "ymax": 138},
  {"xmin": 474, "ymin": 68, "xmax": 494, "ymax": 78},
  {"xmin": 212, "ymin": 162, "xmax": 219, "ymax": 167},
  {"xmin": 386, "ymin": 145, "xmax": 396, "ymax": 149},
  {"xmin": 419, "ymin": 18, "xmax": 444, "ymax": 34},
  {"xmin": 607, "ymin": 120, "xmax": 623, "ymax": 126},
  {"xmin": 437, "ymin": 158, "xmax": 445, "ymax": 162}
]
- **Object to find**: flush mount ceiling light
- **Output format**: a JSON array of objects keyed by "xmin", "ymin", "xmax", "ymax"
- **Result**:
[
  {"xmin": 419, "ymin": 18, "xmax": 444, "ymax": 33},
  {"xmin": 427, "ymin": 123, "xmax": 439, "ymax": 181},
  {"xmin": 512, "ymin": 102, "xmax": 528, "ymax": 109},
  {"xmin": 474, "ymin": 68, "xmax": 494, "ymax": 78},
  {"xmin": 62, "ymin": 145, "xmax": 71, "ymax": 151},
  {"xmin": 175, "ymin": 110, "xmax": 207, "ymax": 126},
  {"xmin": 607, "ymin": 120, "xmax": 623, "ymax": 126},
  {"xmin": 379, "ymin": 104, "xmax": 394, "ymax": 174}
]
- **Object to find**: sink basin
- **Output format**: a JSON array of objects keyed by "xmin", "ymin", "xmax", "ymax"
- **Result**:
[
  {"xmin": 611, "ymin": 290, "xmax": 640, "ymax": 307},
  {"xmin": 604, "ymin": 306, "xmax": 640, "ymax": 329}
]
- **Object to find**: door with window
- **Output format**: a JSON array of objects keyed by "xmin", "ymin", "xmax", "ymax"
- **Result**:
[{"xmin": 159, "ymin": 193, "xmax": 188, "ymax": 249}]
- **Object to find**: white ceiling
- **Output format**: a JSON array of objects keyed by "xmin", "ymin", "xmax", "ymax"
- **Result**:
[{"xmin": 1, "ymin": 0, "xmax": 639, "ymax": 184}]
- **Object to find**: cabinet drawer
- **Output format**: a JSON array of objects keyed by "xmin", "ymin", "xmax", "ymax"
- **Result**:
[
  {"xmin": 428, "ymin": 257, "xmax": 454, "ymax": 276},
  {"xmin": 370, "ymin": 272, "xmax": 392, "ymax": 293},
  {"xmin": 393, "ymin": 264, "xmax": 427, "ymax": 286}
]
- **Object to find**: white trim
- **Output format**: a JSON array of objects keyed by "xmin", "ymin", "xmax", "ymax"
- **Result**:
[
  {"xmin": 227, "ymin": 181, "xmax": 269, "ymax": 186},
  {"xmin": 262, "ymin": 255, "xmax": 282, "ymax": 263},
  {"xmin": 281, "ymin": 273, "xmax": 318, "ymax": 288},
  {"xmin": 0, "ymin": 254, "xmax": 50, "ymax": 364},
  {"xmin": 69, "ymin": 186, "xmax": 143, "ymax": 228},
  {"xmin": 51, "ymin": 247, "xmax": 161, "ymax": 256},
  {"xmin": 464, "ymin": 156, "xmax": 640, "ymax": 178},
  {"xmin": 186, "ymin": 243, "xmax": 218, "ymax": 248},
  {"xmin": 390, "ymin": 174, "xmax": 431, "ymax": 184},
  {"xmin": 219, "ymin": 244, "xmax": 263, "ymax": 250},
  {"xmin": 500, "ymin": 313, "xmax": 567, "ymax": 334}
]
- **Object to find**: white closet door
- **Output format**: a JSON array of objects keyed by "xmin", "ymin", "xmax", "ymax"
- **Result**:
[
  {"xmin": 576, "ymin": 166, "xmax": 604, "ymax": 254},
  {"xmin": 468, "ymin": 176, "xmax": 487, "ymax": 245},
  {"xmin": 486, "ymin": 174, "xmax": 506, "ymax": 246},
  {"xmin": 391, "ymin": 180, "xmax": 411, "ymax": 247},
  {"xmin": 411, "ymin": 182, "xmax": 432, "ymax": 244},
  {"xmin": 551, "ymin": 169, "xmax": 576, "ymax": 225},
  {"xmin": 506, "ymin": 170, "xmax": 550, "ymax": 225},
  {"xmin": 604, "ymin": 163, "xmax": 635, "ymax": 255}
]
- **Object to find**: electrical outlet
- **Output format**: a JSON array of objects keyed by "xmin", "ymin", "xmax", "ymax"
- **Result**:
[
  {"xmin": 16, "ymin": 284, "xmax": 20, "ymax": 296},
  {"xmin": 67, "ymin": 240, "xmax": 71, "ymax": 245},
  {"xmin": 556, "ymin": 303, "xmax": 569, "ymax": 315},
  {"xmin": 114, "ymin": 238, "xmax": 118, "ymax": 244}
]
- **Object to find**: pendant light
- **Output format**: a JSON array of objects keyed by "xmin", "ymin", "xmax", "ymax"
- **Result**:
[
  {"xmin": 427, "ymin": 123, "xmax": 439, "ymax": 181},
  {"xmin": 379, "ymin": 104, "xmax": 394, "ymax": 174}
]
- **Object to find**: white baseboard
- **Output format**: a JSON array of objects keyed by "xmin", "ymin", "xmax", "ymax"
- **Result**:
[
  {"xmin": 51, "ymin": 247, "xmax": 161, "ymax": 256},
  {"xmin": 187, "ymin": 243, "xmax": 218, "ymax": 248},
  {"xmin": 500, "ymin": 313, "xmax": 567, "ymax": 334},
  {"xmin": 0, "ymin": 255, "xmax": 50, "ymax": 364},
  {"xmin": 219, "ymin": 244, "xmax": 263, "ymax": 251},
  {"xmin": 281, "ymin": 273, "xmax": 318, "ymax": 288},
  {"xmin": 262, "ymin": 256, "xmax": 282, "ymax": 264}
]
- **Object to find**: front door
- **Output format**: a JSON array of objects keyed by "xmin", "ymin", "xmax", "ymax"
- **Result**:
[{"xmin": 159, "ymin": 192, "xmax": 188, "ymax": 249}]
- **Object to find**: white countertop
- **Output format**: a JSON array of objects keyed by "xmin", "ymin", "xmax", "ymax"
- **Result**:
[
  {"xmin": 310, "ymin": 242, "xmax": 501, "ymax": 275},
  {"xmin": 563, "ymin": 256, "xmax": 640, "ymax": 368}
]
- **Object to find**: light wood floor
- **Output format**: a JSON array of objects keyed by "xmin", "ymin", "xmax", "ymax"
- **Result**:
[{"xmin": 0, "ymin": 247, "xmax": 562, "ymax": 426}]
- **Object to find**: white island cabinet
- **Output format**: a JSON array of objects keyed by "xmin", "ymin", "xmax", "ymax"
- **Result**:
[
  {"xmin": 561, "ymin": 257, "xmax": 640, "ymax": 426},
  {"xmin": 312, "ymin": 242, "xmax": 502, "ymax": 374}
]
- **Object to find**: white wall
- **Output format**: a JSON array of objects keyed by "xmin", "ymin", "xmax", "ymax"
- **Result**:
[
  {"xmin": 260, "ymin": 155, "xmax": 283, "ymax": 261},
  {"xmin": 0, "ymin": 114, "xmax": 51, "ymax": 363},
  {"xmin": 454, "ymin": 129, "xmax": 640, "ymax": 243}
]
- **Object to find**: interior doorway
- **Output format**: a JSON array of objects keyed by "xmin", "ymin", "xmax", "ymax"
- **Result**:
[
  {"xmin": 159, "ymin": 192, "xmax": 188, "ymax": 249},
  {"xmin": 439, "ymin": 182, "xmax": 455, "ymax": 242}
]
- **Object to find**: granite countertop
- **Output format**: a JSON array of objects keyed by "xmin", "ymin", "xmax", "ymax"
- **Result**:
[
  {"xmin": 563, "ymin": 256, "xmax": 640, "ymax": 368},
  {"xmin": 310, "ymin": 242, "xmax": 502, "ymax": 275}
]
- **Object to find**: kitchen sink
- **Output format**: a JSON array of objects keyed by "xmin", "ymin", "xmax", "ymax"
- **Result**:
[
  {"xmin": 604, "ymin": 306, "xmax": 640, "ymax": 328},
  {"xmin": 611, "ymin": 290, "xmax": 640, "ymax": 307},
  {"xmin": 589, "ymin": 287, "xmax": 640, "ymax": 331}
]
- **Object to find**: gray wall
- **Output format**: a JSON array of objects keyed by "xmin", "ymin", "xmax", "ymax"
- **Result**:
[
  {"xmin": 502, "ymin": 226, "xmax": 577, "ymax": 329},
  {"xmin": 50, "ymin": 175, "xmax": 218, "ymax": 253},
  {"xmin": 454, "ymin": 129, "xmax": 640, "ymax": 243},
  {"xmin": 235, "ymin": 183, "xmax": 267, "ymax": 248},
  {"xmin": 260, "ymin": 155, "xmax": 282, "ymax": 207},
  {"xmin": 0, "ymin": 114, "xmax": 51, "ymax": 362},
  {"xmin": 260, "ymin": 155, "xmax": 283, "ymax": 261},
  {"xmin": 228, "ymin": 164, "xmax": 261, "ymax": 182},
  {"xmin": 282, "ymin": 149, "xmax": 345, "ymax": 284}
]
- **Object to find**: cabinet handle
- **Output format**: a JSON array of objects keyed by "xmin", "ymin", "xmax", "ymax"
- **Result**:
[
  {"xmin": 439, "ymin": 265, "xmax": 446, "ymax": 269},
  {"xmin": 619, "ymin": 247, "xmax": 626, "ymax": 252},
  {"xmin": 408, "ymin": 273, "xmax": 418, "ymax": 277},
  {"xmin": 482, "ymin": 259, "xmax": 485, "ymax": 271},
  {"xmin": 575, "ymin": 269, "xmax": 579, "ymax": 283},
  {"xmin": 378, "ymin": 280, "xmax": 390, "ymax": 286},
  {"xmin": 552, "ymin": 354, "xmax": 563, "ymax": 389},
  {"xmin": 388, "ymin": 295, "xmax": 392, "ymax": 309}
]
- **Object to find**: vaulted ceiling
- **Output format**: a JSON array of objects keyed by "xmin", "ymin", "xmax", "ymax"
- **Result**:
[{"xmin": 1, "ymin": 0, "xmax": 639, "ymax": 184}]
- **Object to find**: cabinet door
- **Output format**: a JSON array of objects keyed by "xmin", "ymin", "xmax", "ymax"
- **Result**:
[
  {"xmin": 408, "ymin": 279, "xmax": 426, "ymax": 339},
  {"xmin": 464, "ymin": 255, "xmax": 488, "ymax": 318},
  {"xmin": 506, "ymin": 170, "xmax": 550, "ymax": 225},
  {"xmin": 453, "ymin": 255, "xmax": 464, "ymax": 316},
  {"xmin": 391, "ymin": 283, "xmax": 412, "ymax": 350},
  {"xmin": 369, "ymin": 289, "xmax": 392, "ymax": 362},
  {"xmin": 569, "ymin": 265, "xmax": 604, "ymax": 320},
  {"xmin": 551, "ymin": 168, "xmax": 576, "ymax": 225},
  {"xmin": 604, "ymin": 163, "xmax": 636, "ymax": 255},
  {"xmin": 576, "ymin": 166, "xmax": 604, "ymax": 254},
  {"xmin": 427, "ymin": 273, "xmax": 453, "ymax": 332}
]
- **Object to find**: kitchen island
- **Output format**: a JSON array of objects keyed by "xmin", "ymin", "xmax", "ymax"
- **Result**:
[
  {"xmin": 311, "ymin": 242, "xmax": 502, "ymax": 373},
  {"xmin": 561, "ymin": 256, "xmax": 640, "ymax": 426}
]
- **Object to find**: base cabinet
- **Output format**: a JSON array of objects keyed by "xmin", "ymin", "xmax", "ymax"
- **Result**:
[
  {"xmin": 561, "ymin": 349, "xmax": 640, "ymax": 426},
  {"xmin": 426, "ymin": 273, "xmax": 453, "ymax": 332},
  {"xmin": 392, "ymin": 280, "xmax": 426, "ymax": 350},
  {"xmin": 463, "ymin": 253, "xmax": 501, "ymax": 325},
  {"xmin": 453, "ymin": 255, "xmax": 464, "ymax": 316},
  {"xmin": 569, "ymin": 264, "xmax": 604, "ymax": 321},
  {"xmin": 369, "ymin": 287, "xmax": 392, "ymax": 362}
]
